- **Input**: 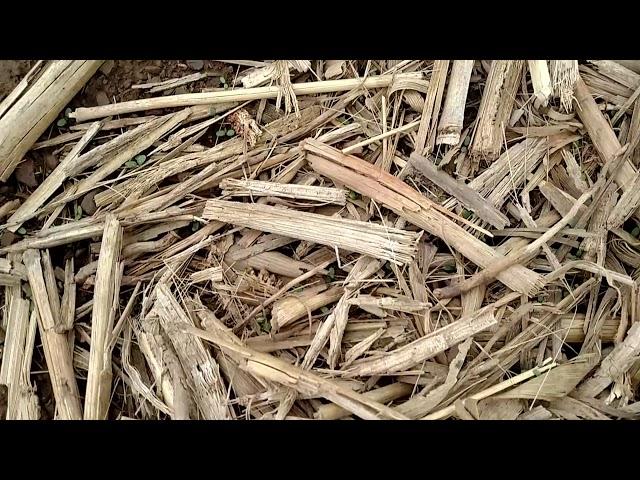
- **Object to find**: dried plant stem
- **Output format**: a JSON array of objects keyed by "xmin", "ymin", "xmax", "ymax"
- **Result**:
[
  {"xmin": 22, "ymin": 249, "xmax": 82, "ymax": 419},
  {"xmin": 315, "ymin": 382, "xmax": 412, "ymax": 420},
  {"xmin": 436, "ymin": 60, "xmax": 474, "ymax": 145},
  {"xmin": 220, "ymin": 178, "xmax": 347, "ymax": 205},
  {"xmin": 422, "ymin": 360, "xmax": 557, "ymax": 420},
  {"xmin": 185, "ymin": 325, "xmax": 410, "ymax": 420},
  {"xmin": 154, "ymin": 283, "xmax": 231, "ymax": 419},
  {"xmin": 415, "ymin": 60, "xmax": 449, "ymax": 155},
  {"xmin": 470, "ymin": 60, "xmax": 524, "ymax": 159},
  {"xmin": 0, "ymin": 60, "xmax": 102, "ymax": 181},
  {"xmin": 84, "ymin": 215, "xmax": 122, "ymax": 419},
  {"xmin": 409, "ymin": 153, "xmax": 509, "ymax": 229},
  {"xmin": 303, "ymin": 139, "xmax": 543, "ymax": 295},
  {"xmin": 344, "ymin": 293, "xmax": 520, "ymax": 377},
  {"xmin": 5, "ymin": 121, "xmax": 103, "ymax": 232},
  {"xmin": 528, "ymin": 60, "xmax": 552, "ymax": 108},
  {"xmin": 70, "ymin": 75, "xmax": 406, "ymax": 122},
  {"xmin": 434, "ymin": 187, "xmax": 594, "ymax": 299},
  {"xmin": 203, "ymin": 199, "xmax": 420, "ymax": 265}
]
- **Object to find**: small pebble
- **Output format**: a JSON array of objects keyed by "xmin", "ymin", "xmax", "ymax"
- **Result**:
[
  {"xmin": 0, "ymin": 231, "xmax": 17, "ymax": 248},
  {"xmin": 96, "ymin": 91, "xmax": 110, "ymax": 106},
  {"xmin": 80, "ymin": 190, "xmax": 99, "ymax": 216}
]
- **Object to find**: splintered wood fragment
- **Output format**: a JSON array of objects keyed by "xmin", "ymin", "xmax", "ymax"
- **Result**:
[
  {"xmin": 184, "ymin": 325, "xmax": 410, "ymax": 420},
  {"xmin": 22, "ymin": 249, "xmax": 82, "ymax": 419},
  {"xmin": 154, "ymin": 283, "xmax": 231, "ymax": 419},
  {"xmin": 550, "ymin": 60, "xmax": 579, "ymax": 112},
  {"xmin": 587, "ymin": 60, "xmax": 640, "ymax": 90},
  {"xmin": 0, "ymin": 61, "xmax": 44, "ymax": 118},
  {"xmin": 48, "ymin": 109, "xmax": 191, "ymax": 212},
  {"xmin": 342, "ymin": 119, "xmax": 421, "ymax": 155},
  {"xmin": 15, "ymin": 310, "xmax": 40, "ymax": 419},
  {"xmin": 6, "ymin": 120, "xmax": 103, "ymax": 232},
  {"xmin": 574, "ymin": 77, "xmax": 640, "ymax": 217},
  {"xmin": 434, "ymin": 187, "xmax": 594, "ymax": 299},
  {"xmin": 70, "ymin": 74, "xmax": 407, "ymax": 122},
  {"xmin": 203, "ymin": 199, "xmax": 420, "ymax": 265},
  {"xmin": 415, "ymin": 60, "xmax": 449, "ymax": 155},
  {"xmin": 303, "ymin": 139, "xmax": 543, "ymax": 295},
  {"xmin": 539, "ymin": 180, "xmax": 587, "ymax": 224},
  {"xmin": 190, "ymin": 266, "xmax": 223, "ymax": 284},
  {"xmin": 409, "ymin": 153, "xmax": 510, "ymax": 229},
  {"xmin": 436, "ymin": 60, "xmax": 474, "ymax": 145},
  {"xmin": 577, "ymin": 323, "xmax": 640, "ymax": 398},
  {"xmin": 0, "ymin": 60, "xmax": 103, "ymax": 181},
  {"xmin": 344, "ymin": 309, "xmax": 495, "ymax": 377},
  {"xmin": 344, "ymin": 293, "xmax": 519, "ymax": 377},
  {"xmin": 84, "ymin": 215, "xmax": 122, "ymax": 420},
  {"xmin": 327, "ymin": 256, "xmax": 384, "ymax": 369},
  {"xmin": 315, "ymin": 382, "xmax": 412, "ymax": 420},
  {"xmin": 470, "ymin": 60, "xmax": 524, "ymax": 159},
  {"xmin": 348, "ymin": 295, "xmax": 430, "ymax": 315},
  {"xmin": 0, "ymin": 296, "xmax": 30, "ymax": 419},
  {"xmin": 133, "ymin": 71, "xmax": 211, "ymax": 93},
  {"xmin": 422, "ymin": 359, "xmax": 558, "ymax": 420},
  {"xmin": 495, "ymin": 353, "xmax": 599, "ymax": 401},
  {"xmin": 606, "ymin": 170, "xmax": 640, "ymax": 229},
  {"xmin": 59, "ymin": 257, "xmax": 76, "ymax": 333},
  {"xmin": 271, "ymin": 285, "xmax": 343, "ymax": 332},
  {"xmin": 528, "ymin": 60, "xmax": 552, "ymax": 108},
  {"xmin": 220, "ymin": 178, "xmax": 347, "ymax": 205}
]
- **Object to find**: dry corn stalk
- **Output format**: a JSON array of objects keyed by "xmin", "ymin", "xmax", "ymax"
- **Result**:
[
  {"xmin": 185, "ymin": 325, "xmax": 410, "ymax": 420},
  {"xmin": 550, "ymin": 60, "xmax": 579, "ymax": 112},
  {"xmin": 203, "ymin": 199, "xmax": 421, "ymax": 265},
  {"xmin": 70, "ymin": 74, "xmax": 413, "ymax": 122},
  {"xmin": 153, "ymin": 283, "xmax": 231, "ymax": 419},
  {"xmin": 0, "ymin": 60, "xmax": 102, "ymax": 181},
  {"xmin": 84, "ymin": 215, "xmax": 122, "ymax": 420},
  {"xmin": 470, "ymin": 60, "xmax": 524, "ymax": 159},
  {"xmin": 528, "ymin": 60, "xmax": 552, "ymax": 108},
  {"xmin": 220, "ymin": 178, "xmax": 347, "ymax": 205},
  {"xmin": 344, "ymin": 293, "xmax": 519, "ymax": 377},
  {"xmin": 22, "ymin": 249, "xmax": 82, "ymax": 419},
  {"xmin": 436, "ymin": 60, "xmax": 474, "ymax": 145},
  {"xmin": 303, "ymin": 139, "xmax": 543, "ymax": 295}
]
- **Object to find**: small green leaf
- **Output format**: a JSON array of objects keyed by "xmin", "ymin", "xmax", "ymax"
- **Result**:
[
  {"xmin": 327, "ymin": 266, "xmax": 335, "ymax": 281},
  {"xmin": 226, "ymin": 129, "xmax": 235, "ymax": 137},
  {"xmin": 575, "ymin": 249, "xmax": 584, "ymax": 259},
  {"xmin": 257, "ymin": 316, "xmax": 271, "ymax": 333},
  {"xmin": 219, "ymin": 76, "xmax": 226, "ymax": 84},
  {"xmin": 320, "ymin": 306, "xmax": 330, "ymax": 314},
  {"xmin": 57, "ymin": 118, "xmax": 67, "ymax": 127},
  {"xmin": 349, "ymin": 190, "xmax": 359, "ymax": 200},
  {"xmin": 191, "ymin": 221, "xmax": 201, "ymax": 232},
  {"xmin": 74, "ymin": 204, "xmax": 83, "ymax": 220},
  {"xmin": 216, "ymin": 129, "xmax": 226, "ymax": 137},
  {"xmin": 17, "ymin": 227, "xmax": 27, "ymax": 235},
  {"xmin": 443, "ymin": 263, "xmax": 456, "ymax": 273},
  {"xmin": 124, "ymin": 160, "xmax": 138, "ymax": 169},
  {"xmin": 64, "ymin": 107, "xmax": 72, "ymax": 119},
  {"xmin": 461, "ymin": 209, "xmax": 472, "ymax": 219},
  {"xmin": 134, "ymin": 154, "xmax": 147, "ymax": 166}
]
